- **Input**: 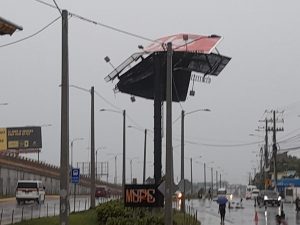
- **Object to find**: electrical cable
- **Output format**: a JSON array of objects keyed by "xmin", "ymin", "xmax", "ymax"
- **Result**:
[
  {"xmin": 52, "ymin": 0, "xmax": 62, "ymax": 15},
  {"xmin": 33, "ymin": 0, "xmax": 160, "ymax": 44},
  {"xmin": 0, "ymin": 16, "xmax": 61, "ymax": 48},
  {"xmin": 94, "ymin": 90, "xmax": 121, "ymax": 111}
]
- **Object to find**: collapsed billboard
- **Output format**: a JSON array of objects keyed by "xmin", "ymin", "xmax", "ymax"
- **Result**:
[{"xmin": 0, "ymin": 126, "xmax": 42, "ymax": 151}]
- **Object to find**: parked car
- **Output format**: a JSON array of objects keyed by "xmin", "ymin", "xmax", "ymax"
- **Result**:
[
  {"xmin": 257, "ymin": 190, "xmax": 281, "ymax": 207},
  {"xmin": 16, "ymin": 180, "xmax": 45, "ymax": 205},
  {"xmin": 95, "ymin": 186, "xmax": 111, "ymax": 198}
]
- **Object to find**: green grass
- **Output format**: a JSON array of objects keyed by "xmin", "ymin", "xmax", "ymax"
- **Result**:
[
  {"xmin": 14, "ymin": 209, "xmax": 97, "ymax": 225},
  {"xmin": 14, "ymin": 207, "xmax": 200, "ymax": 225}
]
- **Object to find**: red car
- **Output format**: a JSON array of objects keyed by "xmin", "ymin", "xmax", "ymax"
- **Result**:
[{"xmin": 95, "ymin": 187, "xmax": 110, "ymax": 198}]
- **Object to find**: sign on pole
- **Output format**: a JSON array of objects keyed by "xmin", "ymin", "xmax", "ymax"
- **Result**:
[
  {"xmin": 71, "ymin": 168, "xmax": 80, "ymax": 184},
  {"xmin": 124, "ymin": 184, "xmax": 164, "ymax": 207}
]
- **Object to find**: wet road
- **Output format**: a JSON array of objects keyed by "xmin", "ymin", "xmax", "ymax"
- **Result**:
[
  {"xmin": 188, "ymin": 198, "xmax": 300, "ymax": 225},
  {"xmin": 0, "ymin": 195, "xmax": 109, "ymax": 225}
]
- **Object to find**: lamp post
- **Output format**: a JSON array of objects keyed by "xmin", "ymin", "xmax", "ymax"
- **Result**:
[
  {"xmin": 128, "ymin": 125, "xmax": 148, "ymax": 184},
  {"xmin": 95, "ymin": 147, "xmax": 106, "ymax": 180},
  {"xmin": 129, "ymin": 157, "xmax": 138, "ymax": 183},
  {"xmin": 100, "ymin": 109, "xmax": 126, "ymax": 198},
  {"xmin": 180, "ymin": 108, "xmax": 210, "ymax": 212},
  {"xmin": 70, "ymin": 138, "xmax": 84, "ymax": 168},
  {"xmin": 106, "ymin": 153, "xmax": 122, "ymax": 184}
]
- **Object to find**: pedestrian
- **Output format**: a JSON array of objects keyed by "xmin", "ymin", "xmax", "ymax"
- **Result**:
[
  {"xmin": 208, "ymin": 188, "xmax": 212, "ymax": 201},
  {"xmin": 276, "ymin": 214, "xmax": 288, "ymax": 225},
  {"xmin": 219, "ymin": 203, "xmax": 226, "ymax": 224}
]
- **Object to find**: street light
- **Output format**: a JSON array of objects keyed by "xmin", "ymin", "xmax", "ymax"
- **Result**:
[
  {"xmin": 107, "ymin": 152, "xmax": 122, "ymax": 184},
  {"xmin": 100, "ymin": 108, "xmax": 126, "ymax": 198},
  {"xmin": 128, "ymin": 157, "xmax": 139, "ymax": 183},
  {"xmin": 70, "ymin": 138, "xmax": 84, "ymax": 168},
  {"xmin": 180, "ymin": 108, "xmax": 210, "ymax": 212},
  {"xmin": 128, "ymin": 125, "xmax": 149, "ymax": 184},
  {"xmin": 95, "ymin": 146, "xmax": 106, "ymax": 180}
]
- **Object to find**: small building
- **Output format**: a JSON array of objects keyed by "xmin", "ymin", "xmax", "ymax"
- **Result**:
[{"xmin": 277, "ymin": 178, "xmax": 300, "ymax": 202}]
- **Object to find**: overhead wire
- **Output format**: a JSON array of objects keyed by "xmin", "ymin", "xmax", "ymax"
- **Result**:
[
  {"xmin": 94, "ymin": 90, "xmax": 121, "ymax": 111},
  {"xmin": 33, "ymin": 0, "xmax": 160, "ymax": 44},
  {"xmin": 0, "ymin": 16, "xmax": 61, "ymax": 48},
  {"xmin": 52, "ymin": 0, "xmax": 62, "ymax": 15}
]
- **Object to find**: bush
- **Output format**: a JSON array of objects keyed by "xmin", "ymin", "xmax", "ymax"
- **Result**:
[{"xmin": 96, "ymin": 201, "xmax": 165, "ymax": 225}]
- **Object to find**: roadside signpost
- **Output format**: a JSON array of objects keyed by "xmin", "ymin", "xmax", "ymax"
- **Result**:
[{"xmin": 71, "ymin": 168, "xmax": 80, "ymax": 212}]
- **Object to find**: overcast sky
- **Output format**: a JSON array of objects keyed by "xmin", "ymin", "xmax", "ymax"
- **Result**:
[{"xmin": 1, "ymin": 0, "xmax": 300, "ymax": 185}]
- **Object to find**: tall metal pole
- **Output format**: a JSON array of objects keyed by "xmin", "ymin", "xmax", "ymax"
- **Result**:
[
  {"xmin": 154, "ymin": 53, "xmax": 162, "ymax": 185},
  {"xmin": 181, "ymin": 110, "xmax": 185, "ymax": 212},
  {"xmin": 273, "ymin": 111, "xmax": 278, "ymax": 191},
  {"xmin": 60, "ymin": 9, "xmax": 69, "ymax": 225},
  {"xmin": 130, "ymin": 159, "xmax": 133, "ymax": 184},
  {"xmin": 114, "ymin": 155, "xmax": 117, "ymax": 184},
  {"xmin": 165, "ymin": 42, "xmax": 173, "ymax": 225},
  {"xmin": 211, "ymin": 167, "xmax": 213, "ymax": 193},
  {"xmin": 95, "ymin": 150, "xmax": 98, "ymax": 181},
  {"xmin": 219, "ymin": 173, "xmax": 222, "ymax": 188},
  {"xmin": 122, "ymin": 110, "xmax": 126, "ymax": 198},
  {"xmin": 204, "ymin": 163, "xmax": 206, "ymax": 194},
  {"xmin": 143, "ymin": 129, "xmax": 147, "ymax": 184},
  {"xmin": 90, "ymin": 86, "xmax": 95, "ymax": 208},
  {"xmin": 264, "ymin": 119, "xmax": 268, "ymax": 190},
  {"xmin": 216, "ymin": 170, "xmax": 218, "ymax": 190},
  {"xmin": 190, "ymin": 158, "xmax": 193, "ymax": 195},
  {"xmin": 71, "ymin": 141, "xmax": 73, "ymax": 168}
]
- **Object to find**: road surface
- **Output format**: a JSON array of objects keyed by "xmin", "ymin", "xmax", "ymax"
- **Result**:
[{"xmin": 189, "ymin": 198, "xmax": 300, "ymax": 225}]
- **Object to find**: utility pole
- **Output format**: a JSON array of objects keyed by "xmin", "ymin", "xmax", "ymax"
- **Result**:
[
  {"xmin": 114, "ymin": 155, "xmax": 117, "ymax": 184},
  {"xmin": 264, "ymin": 119, "xmax": 268, "ymax": 190},
  {"xmin": 143, "ymin": 129, "xmax": 147, "ymax": 184},
  {"xmin": 130, "ymin": 159, "xmax": 133, "ymax": 183},
  {"xmin": 190, "ymin": 158, "xmax": 193, "ymax": 195},
  {"xmin": 273, "ymin": 110, "xmax": 278, "ymax": 192},
  {"xmin": 90, "ymin": 86, "xmax": 95, "ymax": 208},
  {"xmin": 216, "ymin": 171, "xmax": 218, "ymax": 190},
  {"xmin": 60, "ymin": 9, "xmax": 69, "ymax": 225},
  {"xmin": 180, "ymin": 110, "xmax": 185, "ymax": 212},
  {"xmin": 122, "ymin": 110, "xmax": 126, "ymax": 198},
  {"xmin": 165, "ymin": 42, "xmax": 173, "ymax": 225},
  {"xmin": 211, "ymin": 167, "xmax": 213, "ymax": 193},
  {"xmin": 204, "ymin": 163, "xmax": 206, "ymax": 193}
]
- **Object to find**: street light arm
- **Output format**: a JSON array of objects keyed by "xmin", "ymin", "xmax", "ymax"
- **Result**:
[
  {"xmin": 99, "ymin": 108, "xmax": 122, "ymax": 114},
  {"xmin": 185, "ymin": 108, "xmax": 211, "ymax": 116}
]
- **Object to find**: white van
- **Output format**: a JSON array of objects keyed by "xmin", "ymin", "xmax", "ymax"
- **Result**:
[{"xmin": 16, "ymin": 180, "xmax": 45, "ymax": 204}]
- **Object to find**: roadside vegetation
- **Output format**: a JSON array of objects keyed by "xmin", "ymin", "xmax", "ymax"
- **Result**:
[{"xmin": 14, "ymin": 200, "xmax": 200, "ymax": 225}]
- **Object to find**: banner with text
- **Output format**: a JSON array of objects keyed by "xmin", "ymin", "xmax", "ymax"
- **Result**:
[
  {"xmin": 0, "ymin": 126, "xmax": 42, "ymax": 151},
  {"xmin": 124, "ymin": 184, "xmax": 164, "ymax": 207}
]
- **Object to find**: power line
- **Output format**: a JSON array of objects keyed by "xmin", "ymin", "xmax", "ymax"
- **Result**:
[
  {"xmin": 52, "ymin": 0, "xmax": 62, "ymax": 15},
  {"xmin": 0, "ymin": 16, "xmax": 61, "ymax": 48},
  {"xmin": 94, "ymin": 90, "xmax": 121, "ymax": 111},
  {"xmin": 33, "ymin": 0, "xmax": 159, "ymax": 44}
]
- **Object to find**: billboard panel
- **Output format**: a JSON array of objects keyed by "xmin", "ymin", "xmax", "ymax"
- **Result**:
[
  {"xmin": 124, "ymin": 184, "xmax": 164, "ymax": 207},
  {"xmin": 0, "ymin": 128, "xmax": 7, "ymax": 151},
  {"xmin": 6, "ymin": 126, "xmax": 42, "ymax": 149}
]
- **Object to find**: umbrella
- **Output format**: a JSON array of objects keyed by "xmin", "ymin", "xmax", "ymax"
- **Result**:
[
  {"xmin": 217, "ymin": 196, "xmax": 228, "ymax": 205},
  {"xmin": 104, "ymin": 33, "xmax": 231, "ymax": 102}
]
